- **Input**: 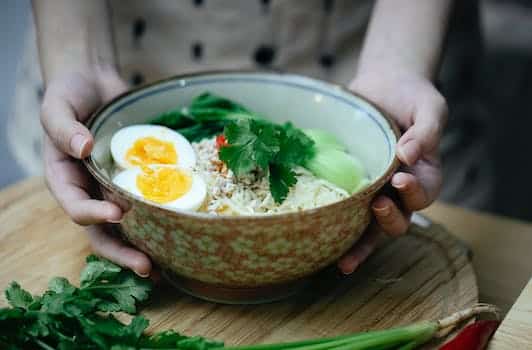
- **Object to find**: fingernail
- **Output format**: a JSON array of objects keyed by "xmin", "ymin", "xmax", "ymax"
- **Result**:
[
  {"xmin": 107, "ymin": 218, "xmax": 122, "ymax": 224},
  {"xmin": 373, "ymin": 205, "xmax": 390, "ymax": 217},
  {"xmin": 70, "ymin": 133, "xmax": 88, "ymax": 158},
  {"xmin": 135, "ymin": 271, "xmax": 150, "ymax": 278},
  {"xmin": 391, "ymin": 178, "xmax": 406, "ymax": 190},
  {"xmin": 398, "ymin": 141, "xmax": 419, "ymax": 166},
  {"xmin": 342, "ymin": 264, "xmax": 357, "ymax": 275}
]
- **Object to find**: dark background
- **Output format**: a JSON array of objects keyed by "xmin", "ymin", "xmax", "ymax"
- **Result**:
[{"xmin": 1, "ymin": 0, "xmax": 531, "ymax": 221}]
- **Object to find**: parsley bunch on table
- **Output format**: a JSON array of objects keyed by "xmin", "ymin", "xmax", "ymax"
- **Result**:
[
  {"xmin": 219, "ymin": 119, "xmax": 315, "ymax": 203},
  {"xmin": 0, "ymin": 255, "xmax": 223, "ymax": 350}
]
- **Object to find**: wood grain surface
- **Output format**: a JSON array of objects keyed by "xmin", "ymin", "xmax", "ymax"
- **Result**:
[
  {"xmin": 489, "ymin": 279, "xmax": 532, "ymax": 349},
  {"xmin": 423, "ymin": 203, "xmax": 532, "ymax": 314},
  {"xmin": 0, "ymin": 178, "xmax": 478, "ymax": 348}
]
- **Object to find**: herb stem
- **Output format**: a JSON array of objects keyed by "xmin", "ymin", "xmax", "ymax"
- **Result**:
[
  {"xmin": 34, "ymin": 338, "xmax": 57, "ymax": 350},
  {"xmin": 82, "ymin": 283, "xmax": 131, "ymax": 291}
]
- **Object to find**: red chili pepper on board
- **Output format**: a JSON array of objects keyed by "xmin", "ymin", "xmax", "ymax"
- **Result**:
[
  {"xmin": 216, "ymin": 134, "xmax": 228, "ymax": 149},
  {"xmin": 439, "ymin": 320, "xmax": 500, "ymax": 350}
]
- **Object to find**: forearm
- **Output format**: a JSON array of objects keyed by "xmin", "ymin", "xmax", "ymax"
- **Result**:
[
  {"xmin": 32, "ymin": 0, "xmax": 117, "ymax": 83},
  {"xmin": 357, "ymin": 0, "xmax": 453, "ymax": 80}
]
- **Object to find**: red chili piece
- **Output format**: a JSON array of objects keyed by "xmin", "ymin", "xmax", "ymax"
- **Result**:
[
  {"xmin": 439, "ymin": 320, "xmax": 500, "ymax": 350},
  {"xmin": 216, "ymin": 134, "xmax": 228, "ymax": 149}
]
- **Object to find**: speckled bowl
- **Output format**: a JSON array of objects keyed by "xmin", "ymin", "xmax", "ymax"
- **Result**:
[{"xmin": 84, "ymin": 71, "xmax": 400, "ymax": 304}]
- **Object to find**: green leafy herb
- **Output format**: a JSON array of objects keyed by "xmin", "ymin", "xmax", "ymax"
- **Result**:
[
  {"xmin": 275, "ymin": 123, "xmax": 315, "ymax": 167},
  {"xmin": 268, "ymin": 164, "xmax": 297, "ymax": 204},
  {"xmin": 5, "ymin": 282, "xmax": 34, "ymax": 309},
  {"xmin": 219, "ymin": 119, "xmax": 315, "ymax": 203},
  {"xmin": 0, "ymin": 255, "xmax": 221, "ymax": 350},
  {"xmin": 219, "ymin": 119, "xmax": 280, "ymax": 175},
  {"xmin": 150, "ymin": 93, "xmax": 255, "ymax": 141},
  {"xmin": 80, "ymin": 254, "xmax": 123, "ymax": 288}
]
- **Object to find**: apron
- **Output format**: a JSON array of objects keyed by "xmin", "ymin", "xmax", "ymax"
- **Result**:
[{"xmin": 6, "ymin": 0, "xmax": 493, "ymax": 210}]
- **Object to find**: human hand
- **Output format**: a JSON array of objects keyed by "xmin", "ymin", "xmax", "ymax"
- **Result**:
[
  {"xmin": 41, "ymin": 67, "xmax": 153, "ymax": 277},
  {"xmin": 337, "ymin": 71, "xmax": 447, "ymax": 274}
]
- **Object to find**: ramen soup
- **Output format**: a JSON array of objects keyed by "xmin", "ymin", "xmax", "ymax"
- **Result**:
[{"xmin": 109, "ymin": 93, "xmax": 369, "ymax": 216}]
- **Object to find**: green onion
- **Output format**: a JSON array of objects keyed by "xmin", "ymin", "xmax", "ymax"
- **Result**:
[{"xmin": 223, "ymin": 304, "xmax": 499, "ymax": 350}]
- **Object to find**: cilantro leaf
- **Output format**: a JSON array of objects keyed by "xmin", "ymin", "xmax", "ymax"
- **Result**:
[
  {"xmin": 48, "ymin": 277, "xmax": 76, "ymax": 294},
  {"xmin": 0, "ymin": 307, "xmax": 24, "ymax": 321},
  {"xmin": 80, "ymin": 314, "xmax": 149, "ymax": 345},
  {"xmin": 269, "ymin": 163, "xmax": 297, "ymax": 203},
  {"xmin": 137, "ymin": 330, "xmax": 224, "ymax": 350},
  {"xmin": 220, "ymin": 119, "xmax": 280, "ymax": 174},
  {"xmin": 83, "ymin": 271, "xmax": 151, "ymax": 314},
  {"xmin": 219, "ymin": 118, "xmax": 315, "ymax": 203},
  {"xmin": 176, "ymin": 335, "xmax": 225, "ymax": 350},
  {"xmin": 5, "ymin": 282, "xmax": 33, "ymax": 309},
  {"xmin": 41, "ymin": 291, "xmax": 99, "ymax": 317},
  {"xmin": 124, "ymin": 316, "xmax": 150, "ymax": 341},
  {"xmin": 138, "ymin": 330, "xmax": 188, "ymax": 348},
  {"xmin": 80, "ymin": 254, "xmax": 122, "ymax": 288},
  {"xmin": 24, "ymin": 312, "xmax": 55, "ymax": 338},
  {"xmin": 276, "ymin": 123, "xmax": 315, "ymax": 167},
  {"xmin": 105, "ymin": 273, "xmax": 151, "ymax": 314}
]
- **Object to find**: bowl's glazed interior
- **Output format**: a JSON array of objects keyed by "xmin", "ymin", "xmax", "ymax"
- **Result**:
[{"xmin": 85, "ymin": 72, "xmax": 399, "ymax": 304}]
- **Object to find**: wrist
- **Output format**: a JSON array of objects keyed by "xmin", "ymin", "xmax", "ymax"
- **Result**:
[
  {"xmin": 45, "ymin": 62, "xmax": 120, "ymax": 88},
  {"xmin": 350, "ymin": 66, "xmax": 430, "ymax": 94},
  {"xmin": 356, "ymin": 58, "xmax": 433, "ymax": 82}
]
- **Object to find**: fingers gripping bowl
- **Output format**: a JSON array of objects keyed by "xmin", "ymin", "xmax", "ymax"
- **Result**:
[{"xmin": 83, "ymin": 72, "xmax": 400, "ymax": 303}]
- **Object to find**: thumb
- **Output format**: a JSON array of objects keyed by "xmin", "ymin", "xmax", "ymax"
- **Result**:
[
  {"xmin": 97, "ymin": 71, "xmax": 129, "ymax": 102},
  {"xmin": 397, "ymin": 94, "xmax": 447, "ymax": 166},
  {"xmin": 40, "ymin": 96, "xmax": 94, "ymax": 159}
]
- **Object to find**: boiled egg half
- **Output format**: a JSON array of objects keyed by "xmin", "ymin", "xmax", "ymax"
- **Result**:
[
  {"xmin": 113, "ymin": 165, "xmax": 207, "ymax": 211},
  {"xmin": 110, "ymin": 125, "xmax": 196, "ymax": 170}
]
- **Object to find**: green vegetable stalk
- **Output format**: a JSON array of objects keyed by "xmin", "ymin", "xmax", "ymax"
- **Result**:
[
  {"xmin": 224, "ymin": 304, "xmax": 499, "ymax": 350},
  {"xmin": 302, "ymin": 129, "xmax": 368, "ymax": 194},
  {"xmin": 303, "ymin": 129, "xmax": 346, "ymax": 152},
  {"xmin": 304, "ymin": 148, "xmax": 366, "ymax": 194}
]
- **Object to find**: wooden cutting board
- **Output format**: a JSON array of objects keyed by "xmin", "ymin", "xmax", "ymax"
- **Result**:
[{"xmin": 0, "ymin": 178, "xmax": 478, "ymax": 348}]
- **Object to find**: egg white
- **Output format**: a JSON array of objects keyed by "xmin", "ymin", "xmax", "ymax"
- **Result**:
[
  {"xmin": 110, "ymin": 125, "xmax": 196, "ymax": 170},
  {"xmin": 112, "ymin": 166, "xmax": 207, "ymax": 212}
]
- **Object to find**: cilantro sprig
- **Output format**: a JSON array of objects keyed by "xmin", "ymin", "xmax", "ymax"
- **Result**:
[
  {"xmin": 151, "ymin": 93, "xmax": 316, "ymax": 203},
  {"xmin": 219, "ymin": 119, "xmax": 315, "ymax": 203},
  {"xmin": 0, "ymin": 255, "xmax": 223, "ymax": 350}
]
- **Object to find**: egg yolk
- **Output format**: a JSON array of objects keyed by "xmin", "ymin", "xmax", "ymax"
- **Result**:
[
  {"xmin": 137, "ymin": 167, "xmax": 192, "ymax": 204},
  {"xmin": 126, "ymin": 137, "xmax": 177, "ymax": 167}
]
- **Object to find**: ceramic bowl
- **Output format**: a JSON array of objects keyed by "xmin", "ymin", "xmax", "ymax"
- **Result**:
[{"xmin": 84, "ymin": 71, "xmax": 400, "ymax": 303}]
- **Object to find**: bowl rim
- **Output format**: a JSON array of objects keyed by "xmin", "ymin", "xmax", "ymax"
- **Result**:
[{"xmin": 83, "ymin": 70, "xmax": 401, "ymax": 221}]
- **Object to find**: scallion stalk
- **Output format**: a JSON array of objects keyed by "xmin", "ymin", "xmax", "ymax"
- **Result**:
[{"xmin": 223, "ymin": 304, "xmax": 499, "ymax": 350}]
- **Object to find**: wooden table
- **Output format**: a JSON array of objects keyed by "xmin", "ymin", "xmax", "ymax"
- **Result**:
[
  {"xmin": 422, "ymin": 203, "xmax": 532, "ymax": 348},
  {"xmin": 423, "ymin": 204, "xmax": 532, "ymax": 314},
  {"xmin": 1, "ymin": 178, "xmax": 531, "ymax": 348},
  {"xmin": 489, "ymin": 279, "xmax": 532, "ymax": 349}
]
